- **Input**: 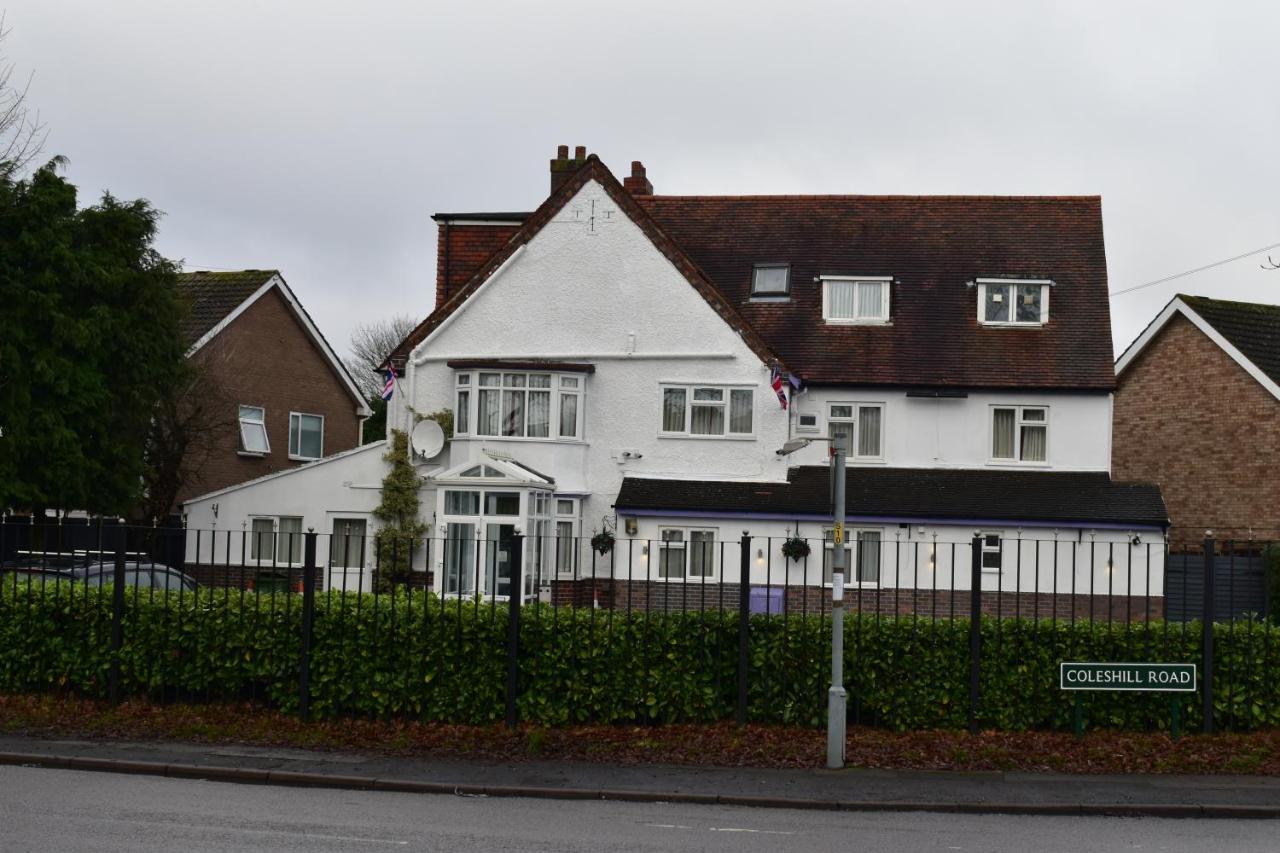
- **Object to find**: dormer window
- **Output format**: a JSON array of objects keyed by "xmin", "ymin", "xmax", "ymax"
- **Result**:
[
  {"xmin": 751, "ymin": 264, "xmax": 790, "ymax": 298},
  {"xmin": 977, "ymin": 279, "xmax": 1050, "ymax": 326},
  {"xmin": 821, "ymin": 276, "xmax": 890, "ymax": 324}
]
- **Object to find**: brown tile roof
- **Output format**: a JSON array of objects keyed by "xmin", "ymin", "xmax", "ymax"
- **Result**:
[
  {"xmin": 388, "ymin": 163, "xmax": 1115, "ymax": 390},
  {"xmin": 176, "ymin": 270, "xmax": 277, "ymax": 346},
  {"xmin": 636, "ymin": 194, "xmax": 1114, "ymax": 389}
]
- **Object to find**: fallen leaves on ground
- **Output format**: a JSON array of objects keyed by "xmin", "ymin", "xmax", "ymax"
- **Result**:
[{"xmin": 1, "ymin": 694, "xmax": 1276, "ymax": 774}]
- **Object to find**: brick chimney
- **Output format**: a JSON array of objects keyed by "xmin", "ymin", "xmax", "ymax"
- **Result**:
[
  {"xmin": 550, "ymin": 144, "xmax": 590, "ymax": 193},
  {"xmin": 623, "ymin": 161, "xmax": 653, "ymax": 195}
]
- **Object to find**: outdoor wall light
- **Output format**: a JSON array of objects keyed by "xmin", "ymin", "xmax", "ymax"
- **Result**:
[
  {"xmin": 624, "ymin": 517, "xmax": 638, "ymax": 536},
  {"xmin": 640, "ymin": 544, "xmax": 649, "ymax": 559},
  {"xmin": 756, "ymin": 548, "xmax": 765, "ymax": 565}
]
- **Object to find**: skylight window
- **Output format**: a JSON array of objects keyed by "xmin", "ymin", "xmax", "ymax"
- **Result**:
[{"xmin": 751, "ymin": 264, "xmax": 790, "ymax": 297}]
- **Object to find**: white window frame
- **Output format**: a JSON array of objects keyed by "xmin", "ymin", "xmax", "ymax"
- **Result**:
[
  {"xmin": 658, "ymin": 384, "xmax": 755, "ymax": 439},
  {"xmin": 822, "ymin": 527, "xmax": 883, "ymax": 588},
  {"xmin": 554, "ymin": 498, "xmax": 580, "ymax": 577},
  {"xmin": 656, "ymin": 526, "xmax": 718, "ymax": 581},
  {"xmin": 466, "ymin": 370, "xmax": 584, "ymax": 442},
  {"xmin": 820, "ymin": 275, "xmax": 891, "ymax": 324},
  {"xmin": 976, "ymin": 278, "xmax": 1051, "ymax": 326},
  {"xmin": 454, "ymin": 373, "xmax": 471, "ymax": 435},
  {"xmin": 237, "ymin": 405, "xmax": 269, "ymax": 456},
  {"xmin": 751, "ymin": 263, "xmax": 790, "ymax": 298},
  {"xmin": 826, "ymin": 402, "xmax": 885, "ymax": 461},
  {"xmin": 249, "ymin": 516, "xmax": 276, "ymax": 562},
  {"xmin": 979, "ymin": 532, "xmax": 1004, "ymax": 573},
  {"xmin": 989, "ymin": 405, "xmax": 1049, "ymax": 465},
  {"xmin": 288, "ymin": 412, "xmax": 325, "ymax": 461},
  {"xmin": 329, "ymin": 517, "xmax": 368, "ymax": 570}
]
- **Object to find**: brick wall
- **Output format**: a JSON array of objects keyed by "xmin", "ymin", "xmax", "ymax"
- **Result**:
[
  {"xmin": 435, "ymin": 223, "xmax": 522, "ymax": 308},
  {"xmin": 1113, "ymin": 314, "xmax": 1280, "ymax": 549},
  {"xmin": 176, "ymin": 286, "xmax": 362, "ymax": 506}
]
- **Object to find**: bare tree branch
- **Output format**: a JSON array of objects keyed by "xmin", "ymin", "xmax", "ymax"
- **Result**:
[
  {"xmin": 0, "ymin": 16, "xmax": 46, "ymax": 177},
  {"xmin": 344, "ymin": 314, "xmax": 418, "ymax": 399}
]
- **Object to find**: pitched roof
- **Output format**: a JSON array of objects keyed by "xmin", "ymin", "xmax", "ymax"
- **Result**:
[
  {"xmin": 635, "ymin": 195, "xmax": 1113, "ymax": 389},
  {"xmin": 176, "ymin": 269, "xmax": 372, "ymax": 415},
  {"xmin": 1177, "ymin": 296, "xmax": 1280, "ymax": 385},
  {"xmin": 176, "ymin": 270, "xmax": 278, "ymax": 345},
  {"xmin": 615, "ymin": 467, "xmax": 1168, "ymax": 528},
  {"xmin": 385, "ymin": 156, "xmax": 778, "ymax": 371}
]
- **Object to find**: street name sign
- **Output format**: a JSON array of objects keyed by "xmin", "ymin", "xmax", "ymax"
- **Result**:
[{"xmin": 1059, "ymin": 662, "xmax": 1196, "ymax": 693}]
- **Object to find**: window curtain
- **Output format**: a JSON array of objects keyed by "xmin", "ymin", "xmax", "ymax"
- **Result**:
[
  {"xmin": 689, "ymin": 531, "xmax": 714, "ymax": 577},
  {"xmin": 455, "ymin": 390, "xmax": 469, "ymax": 433},
  {"xmin": 556, "ymin": 521, "xmax": 575, "ymax": 573},
  {"xmin": 277, "ymin": 517, "xmax": 302, "ymax": 564},
  {"xmin": 250, "ymin": 518, "xmax": 273, "ymax": 561},
  {"xmin": 526, "ymin": 390, "xmax": 550, "ymax": 437},
  {"xmin": 444, "ymin": 522, "xmax": 475, "ymax": 594},
  {"xmin": 830, "ymin": 422, "xmax": 854, "ymax": 455},
  {"xmin": 857, "ymin": 532, "xmax": 881, "ymax": 583},
  {"xmin": 478, "ymin": 389, "xmax": 500, "ymax": 435},
  {"xmin": 662, "ymin": 388, "xmax": 686, "ymax": 432},
  {"xmin": 827, "ymin": 281, "xmax": 855, "ymax": 319},
  {"xmin": 992, "ymin": 409, "xmax": 1015, "ymax": 458},
  {"xmin": 559, "ymin": 394, "xmax": 577, "ymax": 438},
  {"xmin": 823, "ymin": 545, "xmax": 852, "ymax": 585},
  {"xmin": 857, "ymin": 281, "xmax": 883, "ymax": 319},
  {"xmin": 691, "ymin": 403, "xmax": 724, "ymax": 435},
  {"xmin": 1020, "ymin": 424, "xmax": 1047, "ymax": 461},
  {"xmin": 501, "ymin": 390, "xmax": 524, "ymax": 436},
  {"xmin": 857, "ymin": 407, "xmax": 881, "ymax": 457},
  {"xmin": 729, "ymin": 390, "xmax": 753, "ymax": 433}
]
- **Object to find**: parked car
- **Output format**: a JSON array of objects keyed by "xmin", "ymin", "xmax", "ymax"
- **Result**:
[{"xmin": 72, "ymin": 561, "xmax": 198, "ymax": 592}]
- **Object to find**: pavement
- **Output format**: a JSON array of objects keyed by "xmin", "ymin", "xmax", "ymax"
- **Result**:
[{"xmin": 0, "ymin": 734, "xmax": 1278, "ymax": 819}]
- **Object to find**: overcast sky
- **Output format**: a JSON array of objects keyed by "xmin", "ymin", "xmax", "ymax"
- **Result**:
[{"xmin": 9, "ymin": 1, "xmax": 1279, "ymax": 365}]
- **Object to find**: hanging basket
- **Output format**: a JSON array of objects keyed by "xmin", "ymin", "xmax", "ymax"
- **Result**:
[
  {"xmin": 781, "ymin": 536, "xmax": 811, "ymax": 562},
  {"xmin": 590, "ymin": 530, "xmax": 616, "ymax": 555}
]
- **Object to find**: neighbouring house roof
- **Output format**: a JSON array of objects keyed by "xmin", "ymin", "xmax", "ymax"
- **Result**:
[
  {"xmin": 177, "ymin": 270, "xmax": 372, "ymax": 416},
  {"xmin": 177, "ymin": 269, "xmax": 278, "ymax": 345},
  {"xmin": 390, "ymin": 159, "xmax": 1114, "ymax": 390},
  {"xmin": 614, "ymin": 468, "xmax": 1169, "ymax": 528},
  {"xmin": 1116, "ymin": 295, "xmax": 1280, "ymax": 402},
  {"xmin": 182, "ymin": 439, "xmax": 388, "ymax": 505}
]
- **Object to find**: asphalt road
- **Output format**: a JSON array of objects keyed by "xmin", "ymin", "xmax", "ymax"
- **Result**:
[{"xmin": 1, "ymin": 765, "xmax": 1276, "ymax": 853}]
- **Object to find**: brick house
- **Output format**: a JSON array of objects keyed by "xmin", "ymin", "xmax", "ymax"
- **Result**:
[
  {"xmin": 175, "ymin": 270, "xmax": 371, "ymax": 509},
  {"xmin": 1114, "ymin": 295, "xmax": 1280, "ymax": 549}
]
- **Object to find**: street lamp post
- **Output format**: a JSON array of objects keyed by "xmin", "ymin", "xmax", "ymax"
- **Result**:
[{"xmin": 776, "ymin": 434, "xmax": 847, "ymax": 769}]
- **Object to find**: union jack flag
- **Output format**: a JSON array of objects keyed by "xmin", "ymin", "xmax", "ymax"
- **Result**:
[
  {"xmin": 770, "ymin": 365, "xmax": 788, "ymax": 410},
  {"xmin": 381, "ymin": 369, "xmax": 396, "ymax": 401}
]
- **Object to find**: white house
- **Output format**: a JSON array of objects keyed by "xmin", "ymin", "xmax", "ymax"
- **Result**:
[{"xmin": 184, "ymin": 146, "xmax": 1167, "ymax": 615}]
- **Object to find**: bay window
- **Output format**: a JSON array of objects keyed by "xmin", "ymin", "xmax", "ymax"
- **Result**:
[
  {"xmin": 992, "ymin": 406, "xmax": 1048, "ymax": 462},
  {"xmin": 660, "ymin": 385, "xmax": 754, "ymax": 437},
  {"xmin": 464, "ymin": 371, "xmax": 583, "ymax": 440}
]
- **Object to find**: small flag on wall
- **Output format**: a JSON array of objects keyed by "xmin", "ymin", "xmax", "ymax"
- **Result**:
[
  {"xmin": 770, "ymin": 365, "xmax": 788, "ymax": 410},
  {"xmin": 381, "ymin": 370, "xmax": 396, "ymax": 401}
]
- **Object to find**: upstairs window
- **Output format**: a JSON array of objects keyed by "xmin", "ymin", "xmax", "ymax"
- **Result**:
[
  {"xmin": 470, "ymin": 371, "xmax": 583, "ymax": 440},
  {"xmin": 991, "ymin": 406, "xmax": 1047, "ymax": 462},
  {"xmin": 661, "ymin": 385, "xmax": 754, "ymax": 437},
  {"xmin": 238, "ymin": 405, "xmax": 269, "ymax": 455},
  {"xmin": 828, "ymin": 403, "xmax": 884, "ymax": 460},
  {"xmin": 978, "ymin": 279, "xmax": 1050, "ymax": 325},
  {"xmin": 288, "ymin": 412, "xmax": 324, "ymax": 460},
  {"xmin": 822, "ymin": 276, "xmax": 890, "ymax": 324},
  {"xmin": 751, "ymin": 264, "xmax": 790, "ymax": 298}
]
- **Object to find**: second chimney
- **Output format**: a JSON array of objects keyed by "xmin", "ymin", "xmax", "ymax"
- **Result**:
[
  {"xmin": 550, "ymin": 144, "xmax": 590, "ymax": 194},
  {"xmin": 623, "ymin": 160, "xmax": 653, "ymax": 195}
]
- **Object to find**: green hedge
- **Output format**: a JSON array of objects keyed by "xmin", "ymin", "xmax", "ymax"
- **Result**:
[{"xmin": 3, "ymin": 582, "xmax": 1280, "ymax": 732}]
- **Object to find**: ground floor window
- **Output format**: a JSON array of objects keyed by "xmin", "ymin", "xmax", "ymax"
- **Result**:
[
  {"xmin": 658, "ymin": 528, "xmax": 716, "ymax": 580},
  {"xmin": 823, "ymin": 529, "xmax": 881, "ymax": 584},
  {"xmin": 330, "ymin": 518, "xmax": 367, "ymax": 569},
  {"xmin": 981, "ymin": 532, "xmax": 1003, "ymax": 571}
]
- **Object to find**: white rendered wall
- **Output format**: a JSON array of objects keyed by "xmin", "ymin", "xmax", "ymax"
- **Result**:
[
  {"xmin": 783, "ymin": 389, "xmax": 1113, "ymax": 472},
  {"xmin": 406, "ymin": 179, "xmax": 788, "ymax": 545}
]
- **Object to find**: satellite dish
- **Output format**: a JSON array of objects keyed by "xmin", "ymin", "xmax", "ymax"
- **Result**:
[{"xmin": 410, "ymin": 419, "xmax": 445, "ymax": 460}]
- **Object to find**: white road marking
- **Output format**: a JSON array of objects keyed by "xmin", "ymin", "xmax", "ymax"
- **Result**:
[
  {"xmin": 644, "ymin": 823, "xmax": 694, "ymax": 830},
  {"xmin": 709, "ymin": 827, "xmax": 797, "ymax": 835}
]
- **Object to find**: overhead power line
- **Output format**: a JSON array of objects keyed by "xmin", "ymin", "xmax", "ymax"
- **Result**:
[{"xmin": 1112, "ymin": 240, "xmax": 1280, "ymax": 296}]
